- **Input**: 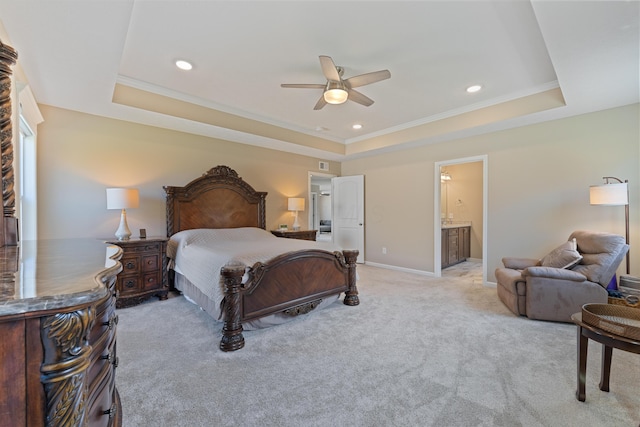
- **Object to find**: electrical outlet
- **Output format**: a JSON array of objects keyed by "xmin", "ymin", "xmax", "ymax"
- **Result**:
[{"xmin": 382, "ymin": 247, "xmax": 387, "ymax": 254}]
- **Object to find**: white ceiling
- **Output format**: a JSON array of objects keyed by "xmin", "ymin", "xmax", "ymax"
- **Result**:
[{"xmin": 1, "ymin": 1, "xmax": 638, "ymax": 161}]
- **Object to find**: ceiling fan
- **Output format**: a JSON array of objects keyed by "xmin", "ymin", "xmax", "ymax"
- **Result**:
[{"xmin": 281, "ymin": 55, "xmax": 391, "ymax": 110}]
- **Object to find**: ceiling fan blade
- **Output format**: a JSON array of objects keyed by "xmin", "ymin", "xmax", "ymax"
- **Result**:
[
  {"xmin": 281, "ymin": 83, "xmax": 326, "ymax": 89},
  {"xmin": 347, "ymin": 89, "xmax": 374, "ymax": 107},
  {"xmin": 319, "ymin": 55, "xmax": 341, "ymax": 81},
  {"xmin": 345, "ymin": 70, "xmax": 391, "ymax": 88},
  {"xmin": 313, "ymin": 95, "xmax": 327, "ymax": 110}
]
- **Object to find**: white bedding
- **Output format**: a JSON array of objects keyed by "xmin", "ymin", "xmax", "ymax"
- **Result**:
[{"xmin": 167, "ymin": 227, "xmax": 342, "ymax": 325}]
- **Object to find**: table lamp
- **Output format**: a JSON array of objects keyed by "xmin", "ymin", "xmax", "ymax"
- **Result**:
[
  {"xmin": 288, "ymin": 197, "xmax": 305, "ymax": 231},
  {"xmin": 106, "ymin": 188, "xmax": 139, "ymax": 241}
]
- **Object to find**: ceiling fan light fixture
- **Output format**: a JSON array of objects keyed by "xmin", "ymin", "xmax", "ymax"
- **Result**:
[{"xmin": 324, "ymin": 81, "xmax": 348, "ymax": 104}]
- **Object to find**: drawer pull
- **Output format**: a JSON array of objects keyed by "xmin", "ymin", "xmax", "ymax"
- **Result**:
[
  {"xmin": 126, "ymin": 262, "xmax": 135, "ymax": 269},
  {"xmin": 147, "ymin": 277, "xmax": 155, "ymax": 283},
  {"xmin": 101, "ymin": 353, "xmax": 115, "ymax": 364},
  {"xmin": 125, "ymin": 280, "xmax": 135, "ymax": 288},
  {"xmin": 103, "ymin": 403, "xmax": 117, "ymax": 419},
  {"xmin": 102, "ymin": 315, "xmax": 119, "ymax": 329},
  {"xmin": 100, "ymin": 354, "xmax": 119, "ymax": 367},
  {"xmin": 113, "ymin": 290, "xmax": 120, "ymax": 299}
]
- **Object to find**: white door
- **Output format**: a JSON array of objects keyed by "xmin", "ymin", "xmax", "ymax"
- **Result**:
[{"xmin": 332, "ymin": 175, "xmax": 365, "ymax": 263}]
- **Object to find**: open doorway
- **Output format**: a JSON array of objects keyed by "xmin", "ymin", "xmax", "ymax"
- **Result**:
[
  {"xmin": 434, "ymin": 155, "xmax": 488, "ymax": 284},
  {"xmin": 308, "ymin": 172, "xmax": 335, "ymax": 242}
]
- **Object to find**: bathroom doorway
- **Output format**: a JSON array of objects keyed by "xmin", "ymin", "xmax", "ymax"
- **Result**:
[{"xmin": 434, "ymin": 155, "xmax": 488, "ymax": 284}]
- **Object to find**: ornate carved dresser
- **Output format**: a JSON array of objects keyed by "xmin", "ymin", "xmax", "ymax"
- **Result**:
[{"xmin": 0, "ymin": 239, "xmax": 123, "ymax": 426}]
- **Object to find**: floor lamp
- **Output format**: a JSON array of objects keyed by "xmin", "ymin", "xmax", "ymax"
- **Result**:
[{"xmin": 589, "ymin": 176, "xmax": 629, "ymax": 274}]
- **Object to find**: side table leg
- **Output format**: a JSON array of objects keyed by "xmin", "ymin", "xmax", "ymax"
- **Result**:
[
  {"xmin": 599, "ymin": 344, "xmax": 612, "ymax": 392},
  {"xmin": 576, "ymin": 325, "xmax": 588, "ymax": 402}
]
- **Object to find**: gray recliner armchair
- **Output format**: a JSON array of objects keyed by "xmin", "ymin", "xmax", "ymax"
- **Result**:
[{"xmin": 495, "ymin": 230, "xmax": 629, "ymax": 322}]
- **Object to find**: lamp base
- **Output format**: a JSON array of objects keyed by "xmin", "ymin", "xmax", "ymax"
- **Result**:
[
  {"xmin": 292, "ymin": 211, "xmax": 300, "ymax": 231},
  {"xmin": 114, "ymin": 209, "xmax": 132, "ymax": 241}
]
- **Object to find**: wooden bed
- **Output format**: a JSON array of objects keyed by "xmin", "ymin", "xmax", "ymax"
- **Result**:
[{"xmin": 164, "ymin": 165, "xmax": 359, "ymax": 351}]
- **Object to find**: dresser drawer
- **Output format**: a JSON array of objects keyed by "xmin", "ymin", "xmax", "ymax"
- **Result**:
[{"xmin": 86, "ymin": 370, "xmax": 117, "ymax": 427}]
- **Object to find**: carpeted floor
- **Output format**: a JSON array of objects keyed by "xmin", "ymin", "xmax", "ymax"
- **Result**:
[{"xmin": 116, "ymin": 262, "xmax": 639, "ymax": 426}]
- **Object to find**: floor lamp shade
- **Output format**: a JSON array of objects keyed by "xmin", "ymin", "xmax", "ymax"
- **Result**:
[
  {"xmin": 589, "ymin": 182, "xmax": 628, "ymax": 206},
  {"xmin": 106, "ymin": 188, "xmax": 139, "ymax": 240},
  {"xmin": 288, "ymin": 198, "xmax": 305, "ymax": 230},
  {"xmin": 589, "ymin": 179, "xmax": 630, "ymax": 274}
]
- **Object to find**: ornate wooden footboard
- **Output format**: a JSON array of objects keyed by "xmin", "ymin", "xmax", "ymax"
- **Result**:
[{"xmin": 220, "ymin": 249, "xmax": 359, "ymax": 351}]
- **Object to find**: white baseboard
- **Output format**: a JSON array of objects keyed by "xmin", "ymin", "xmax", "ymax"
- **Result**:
[{"xmin": 364, "ymin": 261, "xmax": 435, "ymax": 277}]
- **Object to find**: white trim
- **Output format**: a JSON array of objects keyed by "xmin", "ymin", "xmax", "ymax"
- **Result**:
[
  {"xmin": 18, "ymin": 85, "xmax": 44, "ymax": 131},
  {"xmin": 364, "ymin": 261, "xmax": 435, "ymax": 277}
]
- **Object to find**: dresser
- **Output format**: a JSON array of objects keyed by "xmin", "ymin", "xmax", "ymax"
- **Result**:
[
  {"xmin": 0, "ymin": 239, "xmax": 123, "ymax": 427},
  {"xmin": 270, "ymin": 229, "xmax": 317, "ymax": 241},
  {"xmin": 105, "ymin": 237, "xmax": 168, "ymax": 308}
]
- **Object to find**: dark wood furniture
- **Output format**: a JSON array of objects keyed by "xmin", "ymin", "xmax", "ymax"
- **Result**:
[
  {"xmin": 441, "ymin": 225, "xmax": 471, "ymax": 268},
  {"xmin": 106, "ymin": 237, "xmax": 168, "ymax": 308},
  {"xmin": 271, "ymin": 229, "xmax": 317, "ymax": 241},
  {"xmin": 0, "ymin": 39, "xmax": 20, "ymax": 246},
  {"xmin": 164, "ymin": 165, "xmax": 359, "ymax": 352},
  {"xmin": 0, "ymin": 239, "xmax": 123, "ymax": 426},
  {"xmin": 571, "ymin": 312, "xmax": 640, "ymax": 402}
]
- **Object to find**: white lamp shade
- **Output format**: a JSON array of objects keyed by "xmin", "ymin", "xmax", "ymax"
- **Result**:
[
  {"xmin": 106, "ymin": 188, "xmax": 140, "ymax": 210},
  {"xmin": 288, "ymin": 197, "xmax": 305, "ymax": 211},
  {"xmin": 589, "ymin": 183, "xmax": 628, "ymax": 206}
]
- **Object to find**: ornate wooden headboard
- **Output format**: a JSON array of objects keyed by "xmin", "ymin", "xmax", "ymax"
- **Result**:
[{"xmin": 164, "ymin": 165, "xmax": 268, "ymax": 237}]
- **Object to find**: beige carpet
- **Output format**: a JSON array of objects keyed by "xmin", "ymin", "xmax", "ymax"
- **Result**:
[{"xmin": 115, "ymin": 262, "xmax": 639, "ymax": 426}]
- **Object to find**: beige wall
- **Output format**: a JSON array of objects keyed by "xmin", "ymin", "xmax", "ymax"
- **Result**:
[
  {"xmin": 36, "ymin": 105, "xmax": 340, "ymax": 240},
  {"xmin": 343, "ymin": 103, "xmax": 639, "ymax": 281}
]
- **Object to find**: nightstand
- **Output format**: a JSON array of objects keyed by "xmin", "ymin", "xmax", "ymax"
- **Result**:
[
  {"xmin": 271, "ymin": 229, "xmax": 318, "ymax": 241},
  {"xmin": 106, "ymin": 237, "xmax": 168, "ymax": 308}
]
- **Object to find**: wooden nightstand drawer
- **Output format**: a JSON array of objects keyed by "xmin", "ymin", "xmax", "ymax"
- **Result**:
[
  {"xmin": 143, "ymin": 272, "xmax": 160, "ymax": 290},
  {"xmin": 119, "ymin": 275, "xmax": 142, "ymax": 293},
  {"xmin": 142, "ymin": 254, "xmax": 159, "ymax": 272},
  {"xmin": 122, "ymin": 257, "xmax": 140, "ymax": 273}
]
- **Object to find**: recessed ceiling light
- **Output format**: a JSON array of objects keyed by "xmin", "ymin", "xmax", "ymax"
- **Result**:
[
  {"xmin": 466, "ymin": 85, "xmax": 482, "ymax": 93},
  {"xmin": 352, "ymin": 124, "xmax": 362, "ymax": 130},
  {"xmin": 175, "ymin": 60, "xmax": 193, "ymax": 71}
]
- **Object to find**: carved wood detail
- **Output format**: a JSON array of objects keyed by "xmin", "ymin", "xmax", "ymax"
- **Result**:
[
  {"xmin": 40, "ymin": 307, "xmax": 95, "ymax": 427},
  {"xmin": 0, "ymin": 39, "xmax": 18, "ymax": 246},
  {"xmin": 283, "ymin": 299, "xmax": 323, "ymax": 316}
]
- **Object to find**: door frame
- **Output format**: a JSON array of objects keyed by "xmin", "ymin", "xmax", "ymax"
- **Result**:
[
  {"xmin": 434, "ymin": 155, "xmax": 488, "ymax": 284},
  {"xmin": 308, "ymin": 171, "xmax": 336, "ymax": 233}
]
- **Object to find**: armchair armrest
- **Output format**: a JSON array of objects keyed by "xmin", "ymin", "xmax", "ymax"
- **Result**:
[
  {"xmin": 522, "ymin": 266, "xmax": 587, "ymax": 282},
  {"xmin": 502, "ymin": 257, "xmax": 541, "ymax": 270}
]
